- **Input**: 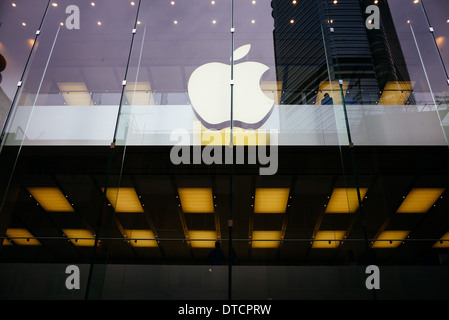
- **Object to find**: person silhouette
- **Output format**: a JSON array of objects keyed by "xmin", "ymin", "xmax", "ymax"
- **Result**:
[
  {"xmin": 321, "ymin": 93, "xmax": 333, "ymax": 105},
  {"xmin": 208, "ymin": 241, "xmax": 225, "ymax": 265}
]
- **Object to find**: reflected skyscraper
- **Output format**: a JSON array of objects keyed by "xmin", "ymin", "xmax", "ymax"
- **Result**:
[{"xmin": 272, "ymin": 0, "xmax": 413, "ymax": 105}]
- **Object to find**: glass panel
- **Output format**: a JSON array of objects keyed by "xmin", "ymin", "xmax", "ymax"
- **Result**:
[
  {"xmin": 0, "ymin": 0, "xmax": 49, "ymax": 130},
  {"xmin": 103, "ymin": 0, "xmax": 233, "ymax": 298},
  {"xmin": 0, "ymin": 0, "xmax": 139, "ymax": 300}
]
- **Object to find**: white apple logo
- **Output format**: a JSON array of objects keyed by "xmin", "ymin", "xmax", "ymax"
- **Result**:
[{"xmin": 188, "ymin": 44, "xmax": 274, "ymax": 130}]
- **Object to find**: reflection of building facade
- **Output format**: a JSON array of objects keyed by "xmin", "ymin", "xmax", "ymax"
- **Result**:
[{"xmin": 272, "ymin": 0, "xmax": 413, "ymax": 105}]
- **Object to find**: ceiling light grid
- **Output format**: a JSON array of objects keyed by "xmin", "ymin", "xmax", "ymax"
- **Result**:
[
  {"xmin": 103, "ymin": 187, "xmax": 145, "ymax": 213},
  {"xmin": 249, "ymin": 186, "xmax": 293, "ymax": 249},
  {"xmin": 62, "ymin": 229, "xmax": 97, "ymax": 247},
  {"xmin": 175, "ymin": 187, "xmax": 220, "ymax": 249},
  {"xmin": 396, "ymin": 188, "xmax": 445, "ymax": 213},
  {"xmin": 110, "ymin": 183, "xmax": 161, "ymax": 249},
  {"xmin": 324, "ymin": 188, "xmax": 368, "ymax": 214},
  {"xmin": 371, "ymin": 230, "xmax": 410, "ymax": 248},
  {"xmin": 27, "ymin": 187, "xmax": 75, "ymax": 212},
  {"xmin": 252, "ymin": 188, "xmax": 291, "ymax": 214},
  {"xmin": 311, "ymin": 230, "xmax": 346, "ymax": 248},
  {"xmin": 6, "ymin": 228, "xmax": 41, "ymax": 246},
  {"xmin": 123, "ymin": 229, "xmax": 159, "ymax": 247},
  {"xmin": 433, "ymin": 232, "xmax": 449, "ymax": 248}
]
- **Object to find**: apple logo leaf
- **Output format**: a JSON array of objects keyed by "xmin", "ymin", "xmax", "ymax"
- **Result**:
[{"xmin": 233, "ymin": 44, "xmax": 251, "ymax": 62}]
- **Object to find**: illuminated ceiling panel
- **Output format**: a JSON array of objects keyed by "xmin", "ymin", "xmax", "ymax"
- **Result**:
[
  {"xmin": 188, "ymin": 230, "xmax": 218, "ymax": 248},
  {"xmin": 124, "ymin": 82, "xmax": 155, "ymax": 105},
  {"xmin": 124, "ymin": 229, "xmax": 158, "ymax": 247},
  {"xmin": 57, "ymin": 82, "xmax": 93, "ymax": 106},
  {"xmin": 379, "ymin": 81, "xmax": 414, "ymax": 105},
  {"xmin": 371, "ymin": 230, "xmax": 409, "ymax": 248},
  {"xmin": 396, "ymin": 188, "xmax": 445, "ymax": 213},
  {"xmin": 312, "ymin": 231, "xmax": 345, "ymax": 248},
  {"xmin": 103, "ymin": 188, "xmax": 144, "ymax": 213},
  {"xmin": 254, "ymin": 188, "xmax": 290, "ymax": 214},
  {"xmin": 27, "ymin": 187, "xmax": 74, "ymax": 212},
  {"xmin": 63, "ymin": 229, "xmax": 96, "ymax": 247},
  {"xmin": 6, "ymin": 229, "xmax": 41, "ymax": 246},
  {"xmin": 433, "ymin": 232, "xmax": 449, "ymax": 248},
  {"xmin": 251, "ymin": 231, "xmax": 282, "ymax": 248},
  {"xmin": 178, "ymin": 188, "xmax": 214, "ymax": 213},
  {"xmin": 325, "ymin": 188, "xmax": 368, "ymax": 213}
]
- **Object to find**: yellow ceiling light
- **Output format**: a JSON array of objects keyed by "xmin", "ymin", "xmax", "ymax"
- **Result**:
[
  {"xmin": 27, "ymin": 187, "xmax": 74, "ymax": 212},
  {"xmin": 312, "ymin": 230, "xmax": 345, "ymax": 248},
  {"xmin": 396, "ymin": 188, "xmax": 445, "ymax": 213},
  {"xmin": 372, "ymin": 230, "xmax": 409, "ymax": 248},
  {"xmin": 188, "ymin": 230, "xmax": 218, "ymax": 248},
  {"xmin": 433, "ymin": 232, "xmax": 449, "ymax": 248},
  {"xmin": 63, "ymin": 229, "xmax": 96, "ymax": 247},
  {"xmin": 251, "ymin": 231, "xmax": 282, "ymax": 248},
  {"xmin": 178, "ymin": 188, "xmax": 214, "ymax": 213},
  {"xmin": 57, "ymin": 82, "xmax": 93, "ymax": 106},
  {"xmin": 379, "ymin": 81, "xmax": 414, "ymax": 105},
  {"xmin": 124, "ymin": 229, "xmax": 158, "ymax": 247},
  {"xmin": 325, "ymin": 188, "xmax": 368, "ymax": 213},
  {"xmin": 6, "ymin": 228, "xmax": 41, "ymax": 246},
  {"xmin": 103, "ymin": 188, "xmax": 144, "ymax": 213},
  {"xmin": 254, "ymin": 188, "xmax": 290, "ymax": 214},
  {"xmin": 3, "ymin": 239, "xmax": 13, "ymax": 246},
  {"xmin": 124, "ymin": 82, "xmax": 155, "ymax": 105}
]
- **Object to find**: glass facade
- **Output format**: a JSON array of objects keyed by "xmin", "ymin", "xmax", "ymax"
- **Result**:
[{"xmin": 0, "ymin": 0, "xmax": 448, "ymax": 300}]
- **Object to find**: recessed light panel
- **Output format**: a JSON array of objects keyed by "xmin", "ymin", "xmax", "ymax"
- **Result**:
[
  {"xmin": 254, "ymin": 188, "xmax": 290, "ymax": 213},
  {"xmin": 178, "ymin": 188, "xmax": 214, "ymax": 213},
  {"xmin": 188, "ymin": 230, "xmax": 218, "ymax": 248},
  {"xmin": 433, "ymin": 232, "xmax": 449, "ymax": 248},
  {"xmin": 379, "ymin": 81, "xmax": 414, "ymax": 105},
  {"xmin": 6, "ymin": 228, "xmax": 41, "ymax": 246},
  {"xmin": 57, "ymin": 82, "xmax": 93, "ymax": 106},
  {"xmin": 125, "ymin": 82, "xmax": 155, "ymax": 105},
  {"xmin": 104, "ymin": 188, "xmax": 144, "ymax": 213},
  {"xmin": 124, "ymin": 229, "xmax": 158, "ymax": 247},
  {"xmin": 325, "ymin": 188, "xmax": 368, "ymax": 213},
  {"xmin": 312, "ymin": 231, "xmax": 345, "ymax": 248},
  {"xmin": 63, "ymin": 229, "xmax": 96, "ymax": 247},
  {"xmin": 251, "ymin": 231, "xmax": 282, "ymax": 248},
  {"xmin": 396, "ymin": 188, "xmax": 445, "ymax": 213},
  {"xmin": 27, "ymin": 187, "xmax": 74, "ymax": 212},
  {"xmin": 372, "ymin": 230, "xmax": 409, "ymax": 248}
]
